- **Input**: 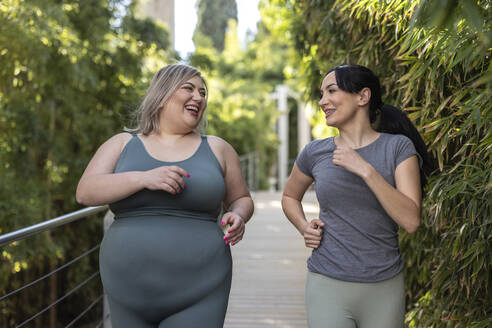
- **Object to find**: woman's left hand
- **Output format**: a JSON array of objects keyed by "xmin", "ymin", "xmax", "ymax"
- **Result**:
[
  {"xmin": 333, "ymin": 146, "xmax": 372, "ymax": 178},
  {"xmin": 221, "ymin": 212, "xmax": 245, "ymax": 246}
]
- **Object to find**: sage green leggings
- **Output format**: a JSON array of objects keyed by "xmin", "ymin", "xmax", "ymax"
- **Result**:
[{"xmin": 305, "ymin": 271, "xmax": 405, "ymax": 328}]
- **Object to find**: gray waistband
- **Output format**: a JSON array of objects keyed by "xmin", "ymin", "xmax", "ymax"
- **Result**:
[{"xmin": 114, "ymin": 207, "xmax": 218, "ymax": 222}]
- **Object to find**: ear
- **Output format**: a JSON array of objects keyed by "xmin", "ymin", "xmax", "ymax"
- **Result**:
[{"xmin": 358, "ymin": 87, "xmax": 371, "ymax": 107}]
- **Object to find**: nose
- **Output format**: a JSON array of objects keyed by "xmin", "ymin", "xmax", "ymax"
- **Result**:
[
  {"xmin": 192, "ymin": 89, "xmax": 203, "ymax": 102},
  {"xmin": 319, "ymin": 93, "xmax": 328, "ymax": 108}
]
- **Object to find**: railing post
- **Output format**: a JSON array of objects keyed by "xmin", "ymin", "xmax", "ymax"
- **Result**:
[
  {"xmin": 254, "ymin": 154, "xmax": 259, "ymax": 191},
  {"xmin": 248, "ymin": 153, "xmax": 254, "ymax": 191},
  {"xmin": 103, "ymin": 210, "xmax": 114, "ymax": 328}
]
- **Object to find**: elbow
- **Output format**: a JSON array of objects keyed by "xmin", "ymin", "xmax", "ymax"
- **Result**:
[
  {"xmin": 76, "ymin": 184, "xmax": 94, "ymax": 206},
  {"xmin": 281, "ymin": 193, "xmax": 298, "ymax": 214},
  {"xmin": 75, "ymin": 189, "xmax": 89, "ymax": 206},
  {"xmin": 247, "ymin": 196, "xmax": 255, "ymax": 216},
  {"xmin": 404, "ymin": 217, "xmax": 420, "ymax": 234},
  {"xmin": 281, "ymin": 194, "xmax": 288, "ymax": 212}
]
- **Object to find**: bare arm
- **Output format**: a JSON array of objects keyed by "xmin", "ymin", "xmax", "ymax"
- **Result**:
[
  {"xmin": 76, "ymin": 133, "xmax": 189, "ymax": 206},
  {"xmin": 362, "ymin": 156, "xmax": 421, "ymax": 233},
  {"xmin": 333, "ymin": 146, "xmax": 422, "ymax": 233},
  {"xmin": 221, "ymin": 141, "xmax": 254, "ymax": 223},
  {"xmin": 209, "ymin": 137, "xmax": 254, "ymax": 245},
  {"xmin": 282, "ymin": 164, "xmax": 325, "ymax": 248}
]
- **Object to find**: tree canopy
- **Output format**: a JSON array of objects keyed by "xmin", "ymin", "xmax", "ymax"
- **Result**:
[{"xmin": 193, "ymin": 0, "xmax": 238, "ymax": 51}]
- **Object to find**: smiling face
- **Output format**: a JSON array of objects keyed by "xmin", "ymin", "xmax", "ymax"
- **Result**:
[
  {"xmin": 160, "ymin": 75, "xmax": 207, "ymax": 132},
  {"xmin": 319, "ymin": 72, "xmax": 363, "ymax": 128}
]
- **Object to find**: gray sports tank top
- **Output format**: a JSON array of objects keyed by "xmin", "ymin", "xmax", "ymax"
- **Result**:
[{"xmin": 109, "ymin": 135, "xmax": 225, "ymax": 222}]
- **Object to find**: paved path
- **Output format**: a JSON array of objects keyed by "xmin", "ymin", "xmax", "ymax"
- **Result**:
[{"xmin": 224, "ymin": 191, "xmax": 319, "ymax": 328}]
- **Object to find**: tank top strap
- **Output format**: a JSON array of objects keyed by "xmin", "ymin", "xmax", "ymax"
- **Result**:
[
  {"xmin": 114, "ymin": 134, "xmax": 145, "ymax": 172},
  {"xmin": 126, "ymin": 133, "xmax": 147, "ymax": 154}
]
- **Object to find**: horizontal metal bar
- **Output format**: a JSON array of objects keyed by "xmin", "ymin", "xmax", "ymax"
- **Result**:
[
  {"xmin": 16, "ymin": 271, "xmax": 100, "ymax": 328},
  {"xmin": 0, "ymin": 245, "xmax": 100, "ymax": 302},
  {"xmin": 65, "ymin": 294, "xmax": 104, "ymax": 328},
  {"xmin": 95, "ymin": 312, "xmax": 111, "ymax": 328},
  {"xmin": 0, "ymin": 206, "xmax": 108, "ymax": 247}
]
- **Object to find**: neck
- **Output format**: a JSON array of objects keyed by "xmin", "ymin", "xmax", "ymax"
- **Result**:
[
  {"xmin": 151, "ymin": 128, "xmax": 196, "ymax": 143},
  {"xmin": 336, "ymin": 117, "xmax": 379, "ymax": 149}
]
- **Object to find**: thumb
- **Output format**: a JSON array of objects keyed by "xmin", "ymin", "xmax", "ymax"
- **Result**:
[
  {"xmin": 220, "ymin": 213, "xmax": 233, "ymax": 226},
  {"xmin": 310, "ymin": 219, "xmax": 325, "ymax": 228}
]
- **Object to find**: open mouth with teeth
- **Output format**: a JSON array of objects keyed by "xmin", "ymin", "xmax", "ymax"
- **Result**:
[
  {"xmin": 185, "ymin": 104, "xmax": 200, "ymax": 116},
  {"xmin": 324, "ymin": 108, "xmax": 335, "ymax": 118}
]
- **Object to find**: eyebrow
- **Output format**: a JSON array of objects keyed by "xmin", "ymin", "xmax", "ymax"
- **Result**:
[
  {"xmin": 322, "ymin": 83, "xmax": 337, "ymax": 89},
  {"xmin": 182, "ymin": 81, "xmax": 206, "ymax": 91}
]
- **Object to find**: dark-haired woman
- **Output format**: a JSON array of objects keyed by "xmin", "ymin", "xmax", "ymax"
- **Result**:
[{"xmin": 282, "ymin": 65, "xmax": 432, "ymax": 328}]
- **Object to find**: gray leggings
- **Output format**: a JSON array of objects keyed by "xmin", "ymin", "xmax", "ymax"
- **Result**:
[{"xmin": 305, "ymin": 271, "xmax": 405, "ymax": 328}]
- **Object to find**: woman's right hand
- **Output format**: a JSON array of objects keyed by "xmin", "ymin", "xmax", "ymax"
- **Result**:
[
  {"xmin": 143, "ymin": 165, "xmax": 189, "ymax": 194},
  {"xmin": 302, "ymin": 219, "xmax": 325, "ymax": 249}
]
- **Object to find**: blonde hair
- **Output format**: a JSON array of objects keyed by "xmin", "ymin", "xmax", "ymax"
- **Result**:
[{"xmin": 125, "ymin": 64, "xmax": 208, "ymax": 135}]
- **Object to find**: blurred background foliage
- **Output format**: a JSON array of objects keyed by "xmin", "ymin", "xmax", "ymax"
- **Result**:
[
  {"xmin": 190, "ymin": 0, "xmax": 290, "ymax": 189},
  {"xmin": 193, "ymin": 0, "xmax": 237, "ymax": 51},
  {"xmin": 0, "ymin": 0, "xmax": 491, "ymax": 327}
]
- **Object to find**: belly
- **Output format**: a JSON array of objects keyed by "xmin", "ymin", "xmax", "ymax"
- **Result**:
[{"xmin": 99, "ymin": 216, "xmax": 232, "ymax": 309}]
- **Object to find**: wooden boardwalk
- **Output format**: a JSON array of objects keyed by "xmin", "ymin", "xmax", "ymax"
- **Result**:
[{"xmin": 224, "ymin": 191, "xmax": 319, "ymax": 328}]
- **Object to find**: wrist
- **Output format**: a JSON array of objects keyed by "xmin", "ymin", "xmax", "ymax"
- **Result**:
[
  {"xmin": 235, "ymin": 212, "xmax": 245, "ymax": 222},
  {"xmin": 228, "ymin": 211, "xmax": 245, "ymax": 223},
  {"xmin": 134, "ymin": 171, "xmax": 148, "ymax": 189},
  {"xmin": 298, "ymin": 220, "xmax": 309, "ymax": 235},
  {"xmin": 361, "ymin": 163, "xmax": 376, "ymax": 180}
]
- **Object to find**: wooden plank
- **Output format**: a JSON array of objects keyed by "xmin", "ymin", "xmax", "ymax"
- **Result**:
[{"xmin": 224, "ymin": 191, "xmax": 319, "ymax": 328}]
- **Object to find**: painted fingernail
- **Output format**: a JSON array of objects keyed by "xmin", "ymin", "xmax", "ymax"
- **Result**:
[
  {"xmin": 183, "ymin": 185, "xmax": 186, "ymax": 189},
  {"xmin": 232, "ymin": 242, "xmax": 236, "ymax": 246},
  {"xmin": 226, "ymin": 241, "xmax": 230, "ymax": 244},
  {"xmin": 227, "ymin": 230, "xmax": 231, "ymax": 233},
  {"xmin": 221, "ymin": 222, "xmax": 225, "ymax": 226},
  {"xmin": 223, "ymin": 236, "xmax": 228, "ymax": 240},
  {"xmin": 186, "ymin": 174, "xmax": 190, "ymax": 178}
]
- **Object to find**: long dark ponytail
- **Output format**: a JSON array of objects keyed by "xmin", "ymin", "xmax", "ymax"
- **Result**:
[{"xmin": 327, "ymin": 64, "xmax": 433, "ymax": 187}]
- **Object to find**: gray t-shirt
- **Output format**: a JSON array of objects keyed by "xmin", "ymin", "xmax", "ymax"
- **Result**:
[{"xmin": 296, "ymin": 133, "xmax": 420, "ymax": 282}]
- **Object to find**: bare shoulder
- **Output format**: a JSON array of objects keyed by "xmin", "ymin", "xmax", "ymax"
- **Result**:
[
  {"xmin": 81, "ymin": 132, "xmax": 134, "ymax": 177},
  {"xmin": 111, "ymin": 132, "xmax": 133, "ymax": 143},
  {"xmin": 206, "ymin": 135, "xmax": 236, "ymax": 155},
  {"xmin": 206, "ymin": 135, "xmax": 240, "ymax": 173},
  {"xmin": 104, "ymin": 132, "xmax": 133, "ymax": 152}
]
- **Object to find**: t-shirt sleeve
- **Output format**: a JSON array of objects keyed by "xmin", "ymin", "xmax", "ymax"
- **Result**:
[
  {"xmin": 395, "ymin": 135, "xmax": 423, "ymax": 168},
  {"xmin": 295, "ymin": 142, "xmax": 314, "ymax": 178}
]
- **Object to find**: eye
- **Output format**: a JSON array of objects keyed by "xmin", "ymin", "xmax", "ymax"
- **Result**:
[
  {"xmin": 183, "ymin": 86, "xmax": 193, "ymax": 91},
  {"xmin": 328, "ymin": 89, "xmax": 336, "ymax": 94},
  {"xmin": 199, "ymin": 90, "xmax": 207, "ymax": 97}
]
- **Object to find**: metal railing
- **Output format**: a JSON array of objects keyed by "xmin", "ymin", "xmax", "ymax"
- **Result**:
[
  {"xmin": 1, "ymin": 153, "xmax": 259, "ymax": 327},
  {"xmin": 0, "ymin": 206, "xmax": 107, "ymax": 247},
  {"xmin": 0, "ymin": 206, "xmax": 110, "ymax": 328},
  {"xmin": 239, "ymin": 151, "xmax": 259, "ymax": 191}
]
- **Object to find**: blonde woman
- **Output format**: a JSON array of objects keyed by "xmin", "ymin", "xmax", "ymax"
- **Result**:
[{"xmin": 77, "ymin": 64, "xmax": 254, "ymax": 327}]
